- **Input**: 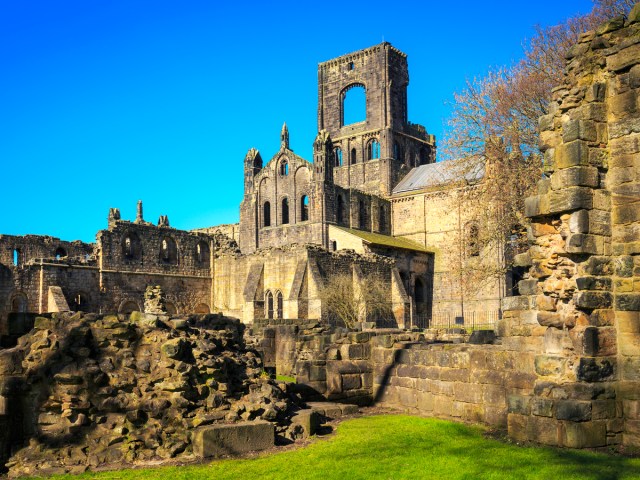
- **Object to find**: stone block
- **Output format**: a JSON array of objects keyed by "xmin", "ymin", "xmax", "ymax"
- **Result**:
[
  {"xmin": 502, "ymin": 296, "xmax": 531, "ymax": 312},
  {"xmin": 193, "ymin": 421, "xmax": 274, "ymax": 458},
  {"xmin": 576, "ymin": 276, "xmax": 612, "ymax": 291},
  {"xmin": 575, "ymin": 291, "xmax": 613, "ymax": 309},
  {"xmin": 508, "ymin": 395, "xmax": 531, "ymax": 415},
  {"xmin": 555, "ymin": 140, "xmax": 589, "ymax": 169},
  {"xmin": 416, "ymin": 391, "xmax": 434, "ymax": 411},
  {"xmin": 537, "ymin": 312, "xmax": 564, "ymax": 328},
  {"xmin": 616, "ymin": 294, "xmax": 640, "ymax": 311},
  {"xmin": 630, "ymin": 2, "xmax": 640, "ymax": 23},
  {"xmin": 342, "ymin": 374, "xmax": 362, "ymax": 391},
  {"xmin": 617, "ymin": 311, "xmax": 640, "ymax": 333},
  {"xmin": 532, "ymin": 398, "xmax": 554, "ymax": 417},
  {"xmin": 453, "ymin": 382, "xmax": 483, "ymax": 404},
  {"xmin": 589, "ymin": 209, "xmax": 611, "ymax": 236},
  {"xmin": 556, "ymin": 400, "xmax": 592, "ymax": 421},
  {"xmin": 568, "ymin": 209, "xmax": 589, "ymax": 233},
  {"xmin": 591, "ymin": 399, "xmax": 616, "ymax": 420},
  {"xmin": 549, "ymin": 187, "xmax": 593, "ymax": 214},
  {"xmin": 537, "ymin": 295, "xmax": 557, "ymax": 312},
  {"xmin": 483, "ymin": 384, "xmax": 506, "ymax": 406},
  {"xmin": 563, "ymin": 119, "xmax": 597, "ymax": 143},
  {"xmin": 528, "ymin": 415, "xmax": 560, "ymax": 446},
  {"xmin": 567, "ymin": 233, "xmax": 603, "ymax": 254},
  {"xmin": 610, "ymin": 90, "xmax": 638, "ymax": 117},
  {"xmin": 468, "ymin": 330, "xmax": 496, "ymax": 345},
  {"xmin": 434, "ymin": 396, "xmax": 454, "ymax": 417},
  {"xmin": 619, "ymin": 333, "xmax": 640, "ymax": 356},
  {"xmin": 534, "ymin": 355, "xmax": 566, "ymax": 376},
  {"xmin": 561, "ymin": 421, "xmax": 607, "ymax": 448},
  {"xmin": 577, "ymin": 357, "xmax": 615, "ymax": 382},
  {"xmin": 476, "ymin": 369, "xmax": 504, "ymax": 385},
  {"xmin": 508, "ymin": 413, "xmax": 529, "ymax": 442},
  {"xmin": 290, "ymin": 410, "xmax": 320, "ymax": 438},
  {"xmin": 608, "ymin": 43, "xmax": 640, "ymax": 72},
  {"xmin": 524, "ymin": 195, "xmax": 550, "ymax": 218},
  {"xmin": 613, "ymin": 204, "xmax": 640, "ymax": 224}
]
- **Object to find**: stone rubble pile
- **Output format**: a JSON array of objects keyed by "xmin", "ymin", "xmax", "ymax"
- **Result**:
[{"xmin": 1, "ymin": 311, "xmax": 301, "ymax": 477}]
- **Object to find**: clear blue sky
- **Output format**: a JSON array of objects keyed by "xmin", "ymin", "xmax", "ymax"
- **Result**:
[{"xmin": 1, "ymin": 0, "xmax": 594, "ymax": 243}]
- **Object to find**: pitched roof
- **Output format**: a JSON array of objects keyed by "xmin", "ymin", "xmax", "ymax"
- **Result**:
[
  {"xmin": 333, "ymin": 226, "xmax": 431, "ymax": 253},
  {"xmin": 392, "ymin": 159, "xmax": 484, "ymax": 195}
]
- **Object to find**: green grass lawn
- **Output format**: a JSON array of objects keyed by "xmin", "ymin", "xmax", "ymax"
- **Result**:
[{"xmin": 42, "ymin": 415, "xmax": 640, "ymax": 480}]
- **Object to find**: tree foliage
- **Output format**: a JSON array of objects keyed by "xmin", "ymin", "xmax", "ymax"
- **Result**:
[{"xmin": 441, "ymin": 0, "xmax": 632, "ymax": 295}]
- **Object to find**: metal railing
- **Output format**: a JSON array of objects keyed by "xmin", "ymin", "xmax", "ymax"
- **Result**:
[{"xmin": 414, "ymin": 310, "xmax": 502, "ymax": 331}]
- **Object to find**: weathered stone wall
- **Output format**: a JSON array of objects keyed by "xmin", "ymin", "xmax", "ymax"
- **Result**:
[
  {"xmin": 214, "ymin": 244, "xmax": 409, "ymax": 326},
  {"xmin": 0, "ymin": 311, "xmax": 299, "ymax": 477},
  {"xmin": 317, "ymin": 43, "xmax": 435, "ymax": 197},
  {"xmin": 0, "ymin": 235, "xmax": 95, "ymax": 336},
  {"xmin": 504, "ymin": 7, "xmax": 640, "ymax": 449}
]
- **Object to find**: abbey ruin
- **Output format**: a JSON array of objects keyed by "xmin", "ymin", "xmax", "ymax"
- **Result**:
[{"xmin": 0, "ymin": 3, "xmax": 639, "ymax": 474}]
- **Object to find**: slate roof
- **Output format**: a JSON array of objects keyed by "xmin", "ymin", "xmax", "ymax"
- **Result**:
[
  {"xmin": 332, "ymin": 226, "xmax": 431, "ymax": 253},
  {"xmin": 392, "ymin": 159, "xmax": 484, "ymax": 195}
]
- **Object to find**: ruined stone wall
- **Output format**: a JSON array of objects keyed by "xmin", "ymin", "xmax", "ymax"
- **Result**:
[
  {"xmin": 318, "ymin": 42, "xmax": 435, "ymax": 197},
  {"xmin": 0, "ymin": 235, "xmax": 95, "ymax": 335},
  {"xmin": 191, "ymin": 223, "xmax": 240, "ymax": 244},
  {"xmin": 213, "ymin": 245, "xmax": 405, "ymax": 326},
  {"xmin": 504, "ymin": 8, "xmax": 640, "ymax": 449},
  {"xmin": 0, "ymin": 311, "xmax": 297, "ymax": 477}
]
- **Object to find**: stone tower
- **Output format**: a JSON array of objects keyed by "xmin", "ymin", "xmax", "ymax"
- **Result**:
[{"xmin": 317, "ymin": 42, "xmax": 436, "ymax": 196}]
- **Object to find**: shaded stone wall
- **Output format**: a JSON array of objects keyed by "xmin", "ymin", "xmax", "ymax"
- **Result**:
[{"xmin": 0, "ymin": 311, "xmax": 298, "ymax": 476}]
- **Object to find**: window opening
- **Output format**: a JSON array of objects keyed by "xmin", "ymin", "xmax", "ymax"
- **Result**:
[
  {"xmin": 276, "ymin": 291, "xmax": 283, "ymax": 319},
  {"xmin": 266, "ymin": 291, "xmax": 274, "ymax": 319},
  {"xmin": 55, "ymin": 247, "xmax": 66, "ymax": 260},
  {"xmin": 335, "ymin": 147, "xmax": 343, "ymax": 167},
  {"xmin": 280, "ymin": 159, "xmax": 289, "ymax": 176},
  {"xmin": 367, "ymin": 140, "xmax": 380, "ymax": 160},
  {"xmin": 12, "ymin": 249, "xmax": 19, "ymax": 267},
  {"xmin": 282, "ymin": 198, "xmax": 289, "ymax": 224},
  {"xmin": 343, "ymin": 85, "xmax": 366, "ymax": 125},
  {"xmin": 350, "ymin": 148, "xmax": 357, "ymax": 165},
  {"xmin": 419, "ymin": 146, "xmax": 430, "ymax": 165},
  {"xmin": 301, "ymin": 195, "xmax": 309, "ymax": 221},
  {"xmin": 263, "ymin": 202, "xmax": 271, "ymax": 227},
  {"xmin": 11, "ymin": 294, "xmax": 27, "ymax": 313},
  {"xmin": 196, "ymin": 241, "xmax": 209, "ymax": 265},
  {"xmin": 468, "ymin": 225, "xmax": 480, "ymax": 256},
  {"xmin": 337, "ymin": 196, "xmax": 345, "ymax": 224},
  {"xmin": 415, "ymin": 278, "xmax": 425, "ymax": 304}
]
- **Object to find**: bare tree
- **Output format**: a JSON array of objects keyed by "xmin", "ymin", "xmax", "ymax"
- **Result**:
[{"xmin": 318, "ymin": 272, "xmax": 392, "ymax": 329}]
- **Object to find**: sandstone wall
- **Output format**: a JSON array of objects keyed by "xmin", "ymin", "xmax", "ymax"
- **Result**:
[
  {"xmin": 504, "ymin": 8, "xmax": 640, "ymax": 449},
  {"xmin": 392, "ymin": 187, "xmax": 505, "ymax": 316},
  {"xmin": 0, "ymin": 311, "xmax": 296, "ymax": 477}
]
